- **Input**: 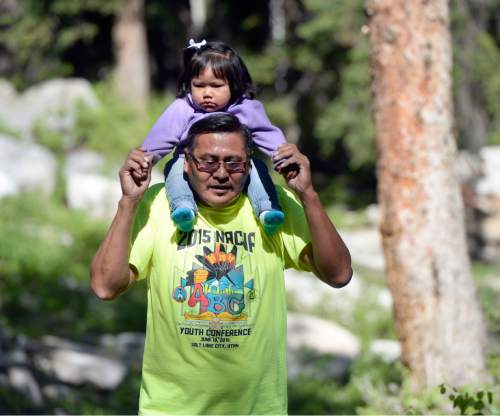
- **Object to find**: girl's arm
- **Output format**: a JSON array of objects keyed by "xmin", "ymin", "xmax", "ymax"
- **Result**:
[
  {"xmin": 229, "ymin": 99, "xmax": 286, "ymax": 157},
  {"xmin": 142, "ymin": 98, "xmax": 194, "ymax": 162}
]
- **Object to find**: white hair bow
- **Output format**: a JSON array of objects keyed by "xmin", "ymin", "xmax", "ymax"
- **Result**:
[{"xmin": 188, "ymin": 39, "xmax": 207, "ymax": 49}]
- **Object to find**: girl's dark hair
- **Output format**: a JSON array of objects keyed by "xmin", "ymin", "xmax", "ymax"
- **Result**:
[{"xmin": 177, "ymin": 41, "xmax": 256, "ymax": 103}]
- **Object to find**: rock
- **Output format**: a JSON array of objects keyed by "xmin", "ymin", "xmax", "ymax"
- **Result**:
[
  {"xmin": 6, "ymin": 349, "xmax": 43, "ymax": 405},
  {"xmin": 481, "ymin": 214, "xmax": 500, "ymax": 242},
  {"xmin": 457, "ymin": 150, "xmax": 482, "ymax": 185},
  {"xmin": 99, "ymin": 332, "xmax": 145, "ymax": 363},
  {"xmin": 66, "ymin": 173, "xmax": 122, "ymax": 219},
  {"xmin": 285, "ymin": 269, "xmax": 332, "ymax": 309},
  {"xmin": 64, "ymin": 149, "xmax": 105, "ymax": 177},
  {"xmin": 285, "ymin": 269, "xmax": 362, "ymax": 312},
  {"xmin": 0, "ymin": 78, "xmax": 99, "ymax": 136},
  {"xmin": 287, "ymin": 312, "xmax": 360, "ymax": 358},
  {"xmin": 42, "ymin": 384, "xmax": 74, "ymax": 402},
  {"xmin": 40, "ymin": 335, "xmax": 85, "ymax": 351},
  {"xmin": 0, "ymin": 135, "xmax": 57, "ymax": 196},
  {"xmin": 8, "ymin": 366, "xmax": 43, "ymax": 405},
  {"xmin": 48, "ymin": 349, "xmax": 126, "ymax": 390},
  {"xmin": 481, "ymin": 276, "xmax": 500, "ymax": 292},
  {"xmin": 0, "ymin": 171, "xmax": 19, "ymax": 198},
  {"xmin": 477, "ymin": 146, "xmax": 500, "ymax": 197},
  {"xmin": 36, "ymin": 336, "xmax": 126, "ymax": 390},
  {"xmin": 377, "ymin": 288, "xmax": 393, "ymax": 309},
  {"xmin": 369, "ymin": 339, "xmax": 401, "ymax": 362},
  {"xmin": 287, "ymin": 312, "xmax": 360, "ymax": 381},
  {"xmin": 340, "ymin": 228, "xmax": 385, "ymax": 271},
  {"xmin": 365, "ymin": 204, "xmax": 381, "ymax": 226},
  {"xmin": 0, "ymin": 79, "xmax": 17, "ymax": 104}
]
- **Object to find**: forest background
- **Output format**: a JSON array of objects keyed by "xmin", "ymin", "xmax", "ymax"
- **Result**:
[{"xmin": 0, "ymin": 0, "xmax": 499, "ymax": 414}]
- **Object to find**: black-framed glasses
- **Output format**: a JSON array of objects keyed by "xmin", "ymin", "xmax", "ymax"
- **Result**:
[{"xmin": 188, "ymin": 153, "xmax": 249, "ymax": 173}]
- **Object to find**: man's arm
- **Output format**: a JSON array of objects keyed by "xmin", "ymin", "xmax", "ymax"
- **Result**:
[
  {"xmin": 273, "ymin": 144, "xmax": 353, "ymax": 288},
  {"xmin": 90, "ymin": 148, "xmax": 153, "ymax": 300}
]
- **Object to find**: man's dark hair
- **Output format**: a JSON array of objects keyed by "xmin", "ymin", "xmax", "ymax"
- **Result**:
[
  {"xmin": 185, "ymin": 114, "xmax": 254, "ymax": 155},
  {"xmin": 177, "ymin": 41, "xmax": 256, "ymax": 103}
]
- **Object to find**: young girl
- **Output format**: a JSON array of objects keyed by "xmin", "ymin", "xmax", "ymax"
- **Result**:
[{"xmin": 141, "ymin": 39, "xmax": 286, "ymax": 233}]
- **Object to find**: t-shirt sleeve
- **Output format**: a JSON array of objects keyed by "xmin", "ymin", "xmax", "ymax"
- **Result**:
[
  {"xmin": 278, "ymin": 186, "xmax": 312, "ymax": 271},
  {"xmin": 129, "ymin": 187, "xmax": 159, "ymax": 280}
]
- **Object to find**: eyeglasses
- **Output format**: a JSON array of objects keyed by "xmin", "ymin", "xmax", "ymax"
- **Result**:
[{"xmin": 188, "ymin": 153, "xmax": 249, "ymax": 173}]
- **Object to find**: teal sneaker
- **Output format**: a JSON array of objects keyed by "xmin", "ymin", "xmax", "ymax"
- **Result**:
[
  {"xmin": 171, "ymin": 208, "xmax": 195, "ymax": 232},
  {"xmin": 259, "ymin": 210, "xmax": 285, "ymax": 234}
]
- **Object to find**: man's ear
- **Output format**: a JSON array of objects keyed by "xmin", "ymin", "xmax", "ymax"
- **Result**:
[{"xmin": 183, "ymin": 149, "xmax": 190, "ymax": 175}]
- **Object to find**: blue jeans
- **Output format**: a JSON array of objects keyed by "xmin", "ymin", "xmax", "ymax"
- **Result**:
[{"xmin": 164, "ymin": 156, "xmax": 281, "ymax": 217}]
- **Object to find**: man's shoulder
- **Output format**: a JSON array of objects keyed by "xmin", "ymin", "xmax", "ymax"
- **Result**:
[
  {"xmin": 139, "ymin": 183, "xmax": 168, "ymax": 211},
  {"xmin": 275, "ymin": 185, "xmax": 303, "ymax": 210}
]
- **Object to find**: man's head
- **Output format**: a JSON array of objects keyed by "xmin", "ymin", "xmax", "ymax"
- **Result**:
[{"xmin": 184, "ymin": 114, "xmax": 254, "ymax": 208}]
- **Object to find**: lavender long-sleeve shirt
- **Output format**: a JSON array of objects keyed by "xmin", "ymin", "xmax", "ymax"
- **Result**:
[{"xmin": 142, "ymin": 94, "xmax": 286, "ymax": 162}]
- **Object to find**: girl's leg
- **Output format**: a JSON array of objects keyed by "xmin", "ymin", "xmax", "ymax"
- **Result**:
[
  {"xmin": 248, "ymin": 158, "xmax": 284, "ymax": 233},
  {"xmin": 164, "ymin": 156, "xmax": 197, "ymax": 231}
]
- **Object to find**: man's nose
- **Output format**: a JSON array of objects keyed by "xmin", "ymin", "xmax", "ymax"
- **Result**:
[{"xmin": 212, "ymin": 163, "xmax": 229, "ymax": 179}]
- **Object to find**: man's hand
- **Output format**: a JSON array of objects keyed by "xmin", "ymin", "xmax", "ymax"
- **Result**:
[
  {"xmin": 120, "ymin": 147, "xmax": 153, "ymax": 201},
  {"xmin": 272, "ymin": 143, "xmax": 312, "ymax": 197}
]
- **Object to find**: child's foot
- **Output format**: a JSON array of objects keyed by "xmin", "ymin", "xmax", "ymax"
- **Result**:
[
  {"xmin": 171, "ymin": 208, "xmax": 195, "ymax": 232},
  {"xmin": 259, "ymin": 210, "xmax": 285, "ymax": 234}
]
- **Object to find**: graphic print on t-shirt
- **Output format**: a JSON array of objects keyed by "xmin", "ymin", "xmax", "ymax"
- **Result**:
[{"xmin": 172, "ymin": 228, "xmax": 257, "ymax": 350}]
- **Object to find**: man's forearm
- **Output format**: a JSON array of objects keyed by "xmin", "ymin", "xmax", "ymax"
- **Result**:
[
  {"xmin": 300, "ymin": 189, "xmax": 352, "ymax": 288},
  {"xmin": 90, "ymin": 197, "xmax": 138, "ymax": 300}
]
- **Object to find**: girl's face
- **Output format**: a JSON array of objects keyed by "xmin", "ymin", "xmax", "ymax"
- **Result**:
[{"xmin": 190, "ymin": 66, "xmax": 231, "ymax": 112}]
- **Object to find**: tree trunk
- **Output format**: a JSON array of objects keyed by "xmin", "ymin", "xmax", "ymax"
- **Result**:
[
  {"xmin": 366, "ymin": 0, "xmax": 486, "ymax": 389},
  {"xmin": 189, "ymin": 0, "xmax": 207, "ymax": 38},
  {"xmin": 270, "ymin": 0, "xmax": 286, "ymax": 42},
  {"xmin": 112, "ymin": 0, "xmax": 150, "ymax": 111}
]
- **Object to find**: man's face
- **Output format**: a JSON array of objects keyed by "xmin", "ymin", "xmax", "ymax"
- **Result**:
[{"xmin": 184, "ymin": 131, "xmax": 250, "ymax": 208}]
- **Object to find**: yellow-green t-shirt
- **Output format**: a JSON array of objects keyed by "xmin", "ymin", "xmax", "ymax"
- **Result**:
[{"xmin": 129, "ymin": 183, "xmax": 311, "ymax": 415}]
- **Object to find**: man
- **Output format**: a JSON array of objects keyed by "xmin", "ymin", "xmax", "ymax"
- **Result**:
[{"xmin": 91, "ymin": 114, "xmax": 352, "ymax": 415}]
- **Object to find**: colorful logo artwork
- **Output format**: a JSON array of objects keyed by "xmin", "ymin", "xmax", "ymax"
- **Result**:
[{"xmin": 172, "ymin": 242, "xmax": 255, "ymax": 322}]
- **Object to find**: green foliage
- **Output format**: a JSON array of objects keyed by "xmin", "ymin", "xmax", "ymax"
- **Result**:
[
  {"xmin": 33, "ymin": 122, "xmax": 68, "ymax": 155},
  {"xmin": 0, "ymin": 121, "xmax": 21, "ymax": 139},
  {"xmin": 0, "ymin": 192, "xmax": 146, "ymax": 338},
  {"xmin": 244, "ymin": 45, "xmax": 288, "ymax": 86},
  {"xmin": 0, "ymin": 369, "xmax": 141, "ymax": 415},
  {"xmin": 297, "ymin": 0, "xmax": 367, "ymax": 48},
  {"xmin": 439, "ymin": 383, "xmax": 495, "ymax": 415},
  {"xmin": 0, "ymin": 0, "xmax": 119, "ymax": 89},
  {"xmin": 450, "ymin": 0, "xmax": 500, "ymax": 148},
  {"xmin": 314, "ymin": 40, "xmax": 374, "ymax": 168},
  {"xmin": 473, "ymin": 33, "xmax": 500, "ymax": 145},
  {"xmin": 288, "ymin": 376, "xmax": 363, "ymax": 414},
  {"xmin": 263, "ymin": 96, "xmax": 297, "ymax": 129},
  {"xmin": 324, "ymin": 204, "xmax": 370, "ymax": 229},
  {"xmin": 290, "ymin": 0, "xmax": 376, "ymax": 171},
  {"xmin": 75, "ymin": 82, "xmax": 174, "ymax": 164}
]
